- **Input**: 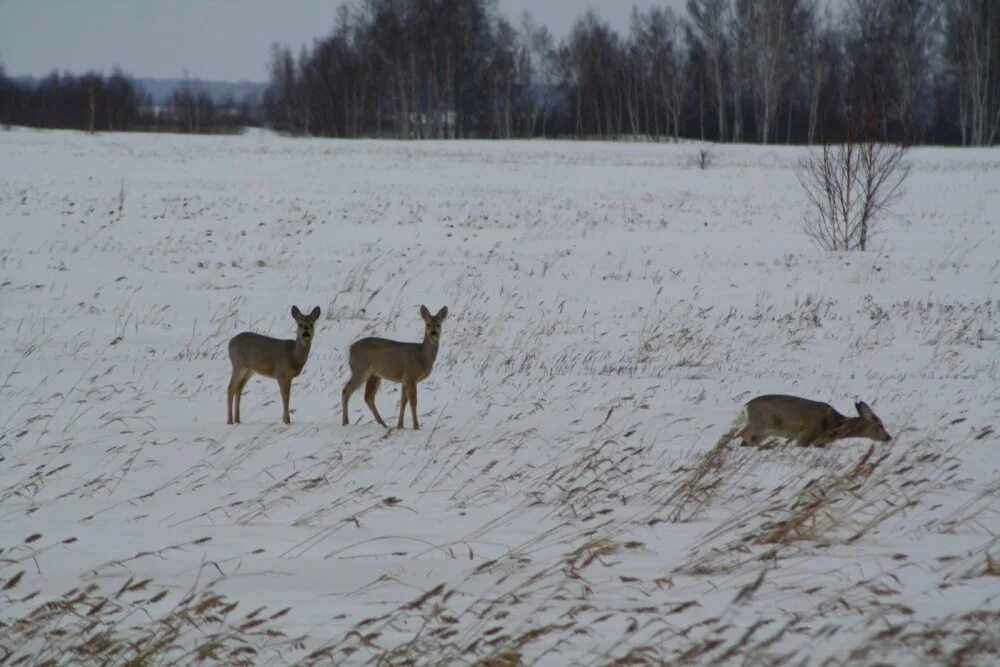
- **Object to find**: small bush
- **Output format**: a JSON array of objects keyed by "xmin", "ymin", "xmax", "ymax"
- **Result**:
[{"xmin": 798, "ymin": 115, "xmax": 910, "ymax": 251}]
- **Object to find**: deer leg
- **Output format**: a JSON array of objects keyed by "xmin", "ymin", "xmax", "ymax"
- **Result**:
[
  {"xmin": 364, "ymin": 376, "xmax": 388, "ymax": 428},
  {"xmin": 233, "ymin": 371, "xmax": 252, "ymax": 424},
  {"xmin": 406, "ymin": 380, "xmax": 419, "ymax": 430},
  {"xmin": 739, "ymin": 427, "xmax": 762, "ymax": 448},
  {"xmin": 227, "ymin": 367, "xmax": 240, "ymax": 424},
  {"xmin": 278, "ymin": 375, "xmax": 292, "ymax": 424},
  {"xmin": 397, "ymin": 383, "xmax": 408, "ymax": 429},
  {"xmin": 342, "ymin": 372, "xmax": 365, "ymax": 426},
  {"xmin": 796, "ymin": 426, "xmax": 824, "ymax": 447}
]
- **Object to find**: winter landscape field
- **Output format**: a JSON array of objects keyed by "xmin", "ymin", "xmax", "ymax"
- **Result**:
[{"xmin": 0, "ymin": 128, "xmax": 997, "ymax": 665}]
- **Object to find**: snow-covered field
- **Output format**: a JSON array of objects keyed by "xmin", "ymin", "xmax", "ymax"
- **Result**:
[{"xmin": 1, "ymin": 129, "xmax": 998, "ymax": 665}]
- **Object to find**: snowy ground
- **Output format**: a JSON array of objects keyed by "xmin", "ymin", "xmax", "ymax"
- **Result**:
[{"xmin": 0, "ymin": 128, "xmax": 998, "ymax": 665}]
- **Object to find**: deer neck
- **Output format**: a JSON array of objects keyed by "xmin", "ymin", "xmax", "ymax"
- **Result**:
[
  {"xmin": 421, "ymin": 332, "xmax": 440, "ymax": 368},
  {"xmin": 816, "ymin": 417, "xmax": 861, "ymax": 444},
  {"xmin": 293, "ymin": 336, "xmax": 312, "ymax": 368},
  {"xmin": 836, "ymin": 418, "xmax": 868, "ymax": 439}
]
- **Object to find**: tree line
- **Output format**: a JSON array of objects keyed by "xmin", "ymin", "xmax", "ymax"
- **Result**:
[
  {"xmin": 2, "ymin": 0, "xmax": 998, "ymax": 145},
  {"xmin": 0, "ymin": 66, "xmax": 260, "ymax": 134},
  {"xmin": 264, "ymin": 0, "xmax": 1000, "ymax": 145}
]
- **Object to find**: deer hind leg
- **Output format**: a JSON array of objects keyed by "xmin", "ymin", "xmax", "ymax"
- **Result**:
[
  {"xmin": 342, "ymin": 371, "xmax": 366, "ymax": 426},
  {"xmin": 364, "ymin": 376, "xmax": 388, "ymax": 428},
  {"xmin": 232, "ymin": 370, "xmax": 252, "ymax": 424},
  {"xmin": 406, "ymin": 380, "xmax": 419, "ymax": 430}
]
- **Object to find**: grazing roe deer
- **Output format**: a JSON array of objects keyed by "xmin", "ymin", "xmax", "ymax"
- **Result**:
[
  {"xmin": 738, "ymin": 394, "xmax": 892, "ymax": 448},
  {"xmin": 227, "ymin": 306, "xmax": 321, "ymax": 425},
  {"xmin": 342, "ymin": 305, "xmax": 449, "ymax": 430}
]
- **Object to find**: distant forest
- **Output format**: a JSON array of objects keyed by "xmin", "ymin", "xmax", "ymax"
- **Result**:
[
  {"xmin": 0, "ymin": 68, "xmax": 261, "ymax": 134},
  {"xmin": 3, "ymin": 0, "xmax": 1000, "ymax": 145}
]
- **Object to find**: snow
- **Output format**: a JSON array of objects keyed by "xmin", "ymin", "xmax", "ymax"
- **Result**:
[{"xmin": 1, "ymin": 128, "xmax": 998, "ymax": 664}]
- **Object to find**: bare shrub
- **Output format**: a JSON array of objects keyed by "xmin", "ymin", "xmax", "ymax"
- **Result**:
[
  {"xmin": 797, "ymin": 118, "xmax": 910, "ymax": 251},
  {"xmin": 686, "ymin": 148, "xmax": 716, "ymax": 170},
  {"xmin": 697, "ymin": 148, "xmax": 714, "ymax": 169}
]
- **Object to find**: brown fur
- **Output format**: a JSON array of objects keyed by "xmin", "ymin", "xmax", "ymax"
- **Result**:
[
  {"xmin": 342, "ymin": 305, "xmax": 448, "ymax": 430},
  {"xmin": 739, "ymin": 394, "xmax": 892, "ymax": 448},
  {"xmin": 227, "ymin": 305, "xmax": 320, "ymax": 425}
]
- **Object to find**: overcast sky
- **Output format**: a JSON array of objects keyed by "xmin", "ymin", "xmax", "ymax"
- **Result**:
[{"xmin": 1, "ymin": 0, "xmax": 688, "ymax": 82}]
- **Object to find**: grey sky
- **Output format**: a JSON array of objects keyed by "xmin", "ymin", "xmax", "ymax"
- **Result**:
[{"xmin": 1, "ymin": 0, "xmax": 686, "ymax": 82}]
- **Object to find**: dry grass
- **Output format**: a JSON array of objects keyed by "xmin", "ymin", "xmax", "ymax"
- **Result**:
[
  {"xmin": 657, "ymin": 426, "xmax": 743, "ymax": 523},
  {"xmin": 0, "ymin": 548, "xmax": 308, "ymax": 666},
  {"xmin": 847, "ymin": 609, "xmax": 1000, "ymax": 666},
  {"xmin": 759, "ymin": 444, "xmax": 887, "ymax": 544}
]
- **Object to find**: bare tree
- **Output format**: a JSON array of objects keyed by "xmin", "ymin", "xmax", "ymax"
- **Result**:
[
  {"xmin": 845, "ymin": 0, "xmax": 939, "ymax": 144},
  {"xmin": 945, "ymin": 0, "xmax": 1000, "ymax": 145},
  {"xmin": 740, "ymin": 0, "xmax": 808, "ymax": 143},
  {"xmin": 264, "ymin": 45, "xmax": 301, "ymax": 133},
  {"xmin": 487, "ymin": 17, "xmax": 517, "ymax": 138},
  {"xmin": 798, "ymin": 109, "xmax": 910, "ymax": 251},
  {"xmin": 729, "ymin": 2, "xmax": 747, "ymax": 141},
  {"xmin": 887, "ymin": 1, "xmax": 940, "ymax": 143},
  {"xmin": 516, "ymin": 12, "xmax": 559, "ymax": 136},
  {"xmin": 687, "ymin": 0, "xmax": 731, "ymax": 141},
  {"xmin": 624, "ymin": 7, "xmax": 686, "ymax": 141},
  {"xmin": 561, "ymin": 10, "xmax": 626, "ymax": 138},
  {"xmin": 663, "ymin": 12, "xmax": 688, "ymax": 141},
  {"xmin": 801, "ymin": 6, "xmax": 840, "ymax": 145}
]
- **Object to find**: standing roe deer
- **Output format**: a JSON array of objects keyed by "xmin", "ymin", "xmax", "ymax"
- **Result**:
[
  {"xmin": 738, "ymin": 394, "xmax": 892, "ymax": 448},
  {"xmin": 227, "ymin": 306, "xmax": 321, "ymax": 425},
  {"xmin": 342, "ymin": 305, "xmax": 449, "ymax": 430}
]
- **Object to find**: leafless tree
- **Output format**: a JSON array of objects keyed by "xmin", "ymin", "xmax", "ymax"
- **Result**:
[
  {"xmin": 845, "ymin": 0, "xmax": 939, "ymax": 144},
  {"xmin": 798, "ymin": 109, "xmax": 910, "ymax": 251},
  {"xmin": 515, "ymin": 13, "xmax": 559, "ymax": 136},
  {"xmin": 801, "ymin": 6, "xmax": 839, "ymax": 145},
  {"xmin": 945, "ymin": 0, "xmax": 1000, "ymax": 145},
  {"xmin": 561, "ymin": 10, "xmax": 625, "ymax": 138},
  {"xmin": 625, "ymin": 7, "xmax": 685, "ymax": 141},
  {"xmin": 739, "ymin": 0, "xmax": 809, "ymax": 144},
  {"xmin": 487, "ymin": 17, "xmax": 517, "ymax": 138},
  {"xmin": 687, "ymin": 0, "xmax": 731, "ymax": 141},
  {"xmin": 729, "ymin": 3, "xmax": 747, "ymax": 141}
]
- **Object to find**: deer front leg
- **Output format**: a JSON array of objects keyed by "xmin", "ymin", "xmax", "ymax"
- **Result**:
[
  {"xmin": 397, "ymin": 383, "xmax": 408, "ymax": 429},
  {"xmin": 738, "ymin": 426, "xmax": 765, "ymax": 448},
  {"xmin": 406, "ymin": 380, "xmax": 419, "ymax": 430},
  {"xmin": 278, "ymin": 375, "xmax": 292, "ymax": 424}
]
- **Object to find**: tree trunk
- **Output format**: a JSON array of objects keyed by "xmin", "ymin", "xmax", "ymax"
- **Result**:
[
  {"xmin": 88, "ymin": 84, "xmax": 95, "ymax": 134},
  {"xmin": 699, "ymin": 77, "xmax": 706, "ymax": 141}
]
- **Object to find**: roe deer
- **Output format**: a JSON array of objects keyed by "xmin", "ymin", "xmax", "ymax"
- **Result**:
[
  {"xmin": 342, "ymin": 305, "xmax": 449, "ymax": 430},
  {"xmin": 227, "ymin": 306, "xmax": 321, "ymax": 425},
  {"xmin": 738, "ymin": 394, "xmax": 892, "ymax": 448}
]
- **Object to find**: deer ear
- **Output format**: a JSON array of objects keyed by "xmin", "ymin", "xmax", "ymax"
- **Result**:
[
  {"xmin": 291, "ymin": 306, "xmax": 303, "ymax": 320},
  {"xmin": 856, "ymin": 401, "xmax": 873, "ymax": 418},
  {"xmin": 420, "ymin": 305, "xmax": 431, "ymax": 321},
  {"xmin": 309, "ymin": 306, "xmax": 321, "ymax": 321},
  {"xmin": 437, "ymin": 306, "xmax": 448, "ymax": 321}
]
